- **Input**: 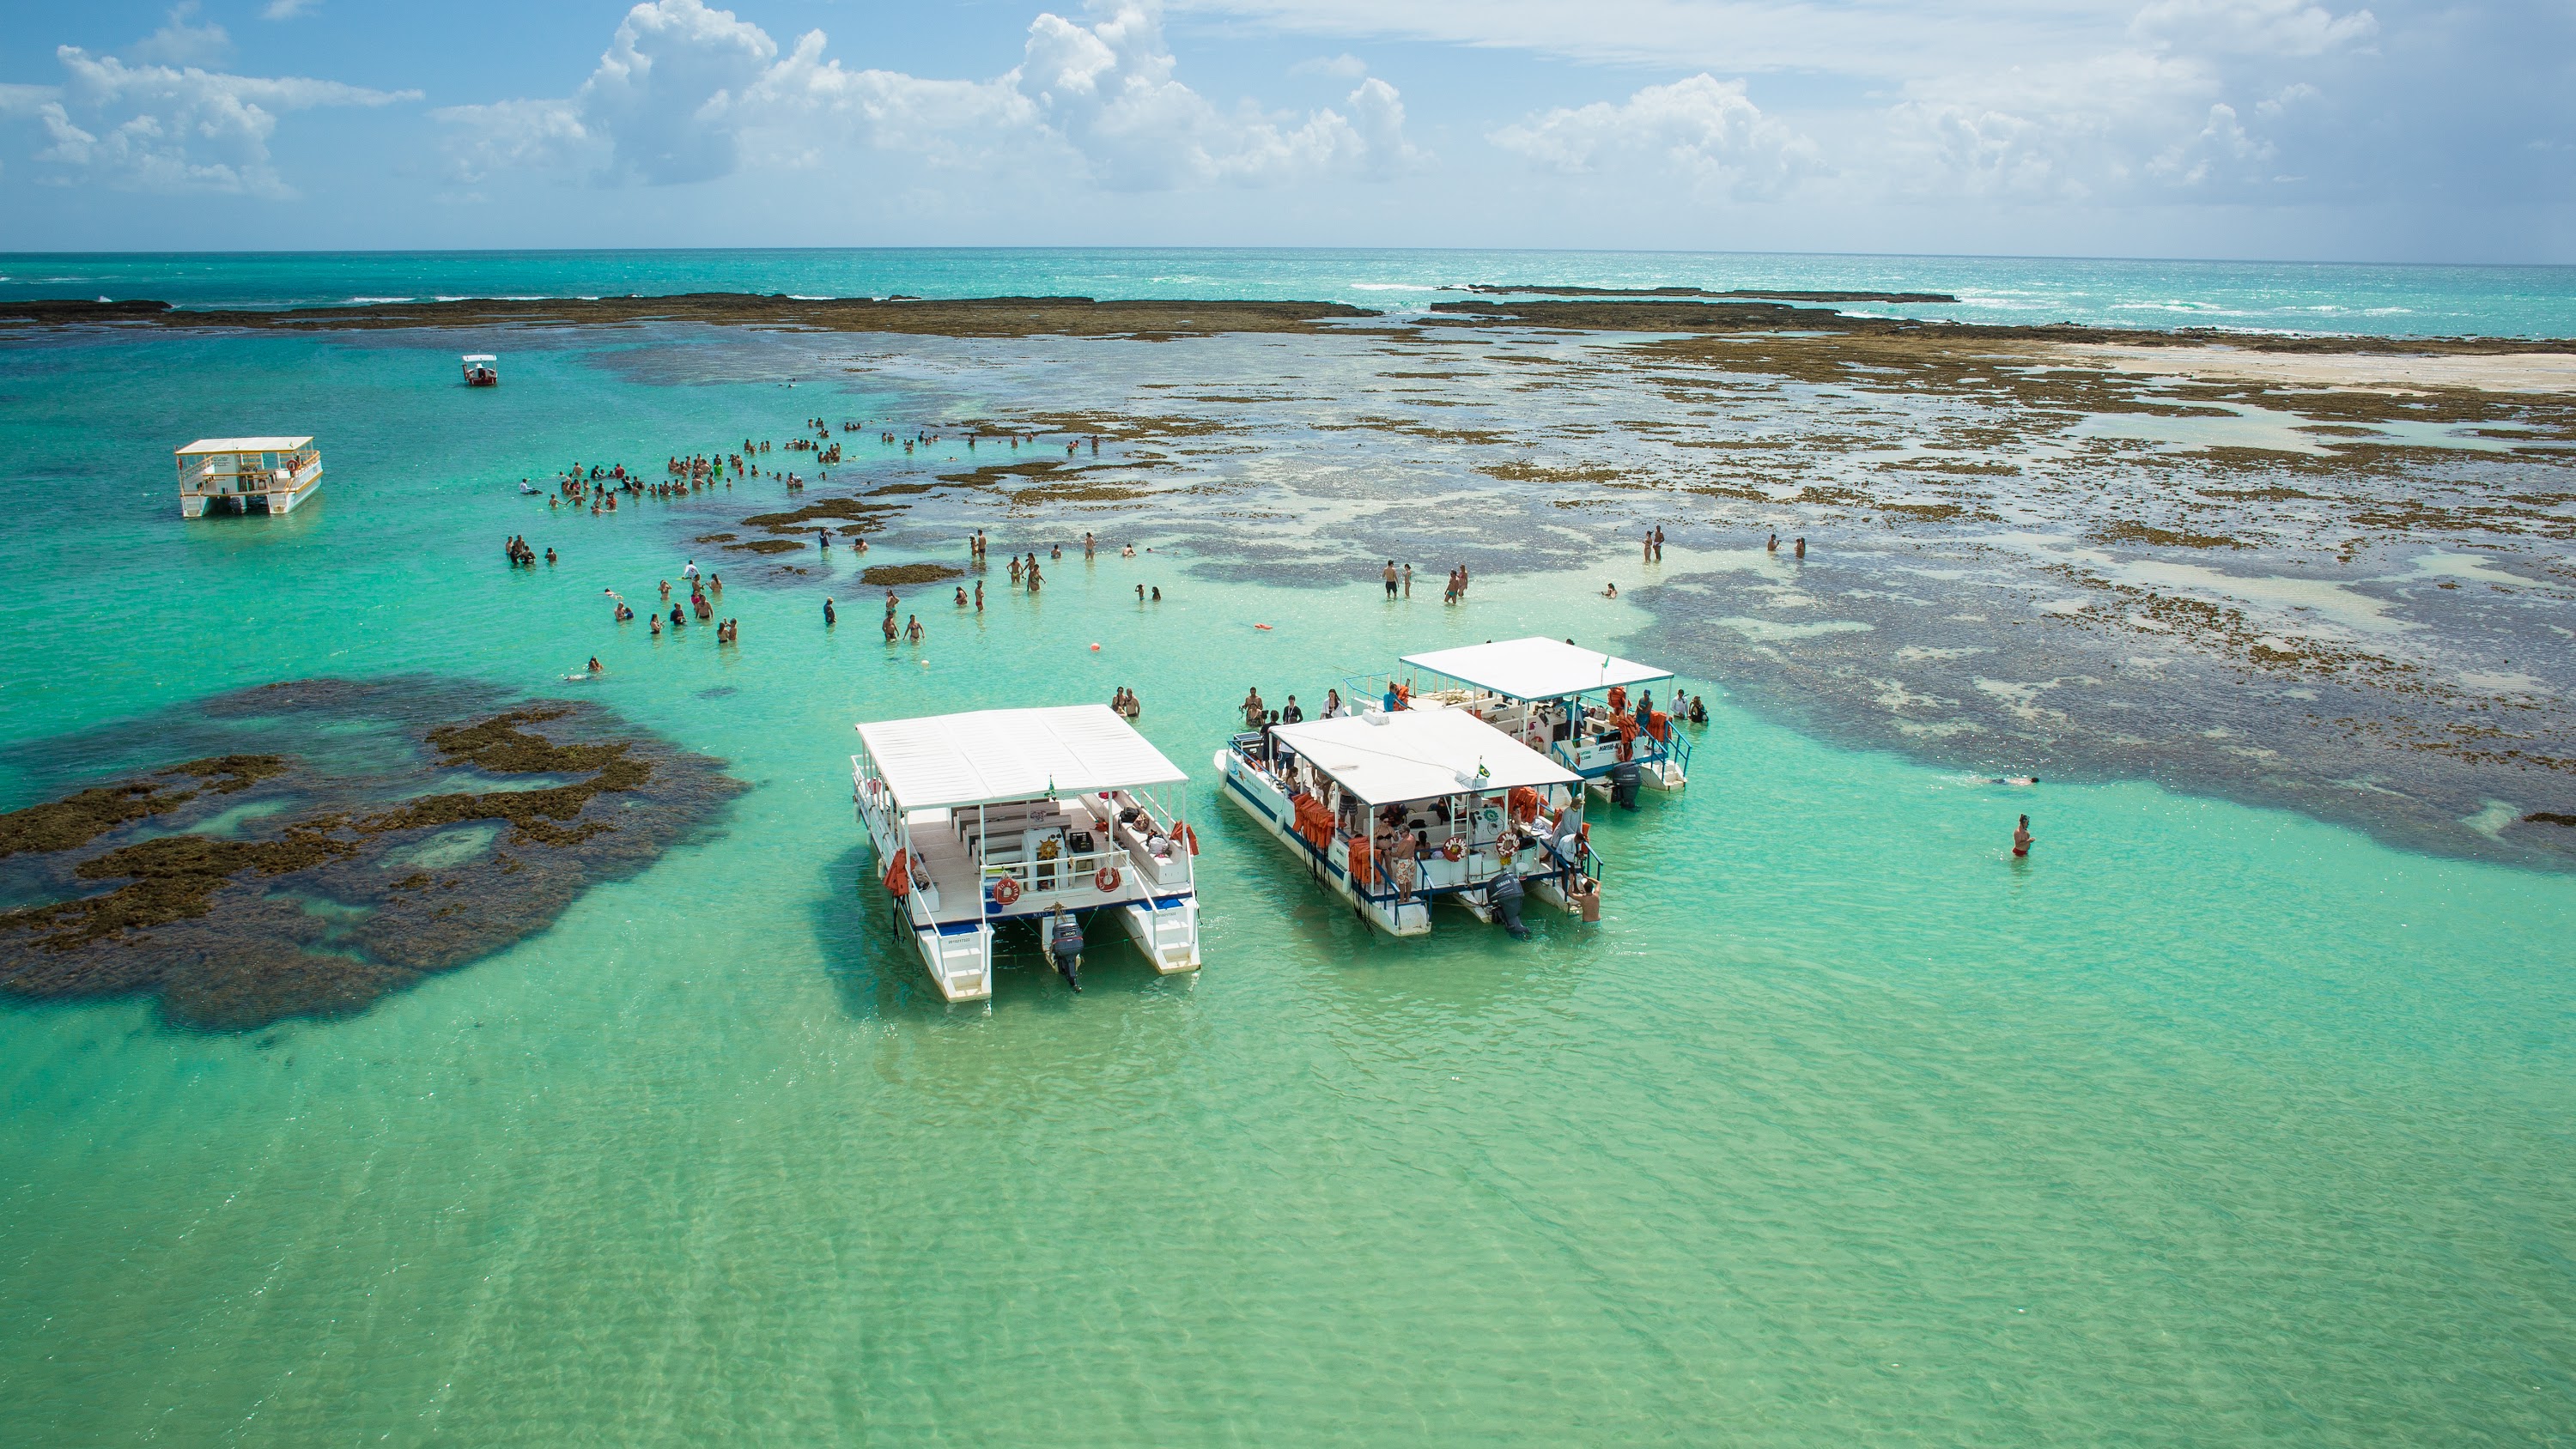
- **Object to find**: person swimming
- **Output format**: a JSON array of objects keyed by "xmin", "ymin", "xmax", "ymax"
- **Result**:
[
  {"xmin": 1990, "ymin": 776, "xmax": 2040, "ymax": 786},
  {"xmin": 586, "ymin": 657, "xmax": 602, "ymax": 673}
]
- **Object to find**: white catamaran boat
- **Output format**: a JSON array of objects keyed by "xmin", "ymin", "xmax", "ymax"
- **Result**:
[
  {"xmin": 461, "ymin": 355, "xmax": 499, "ymax": 387},
  {"xmin": 1398, "ymin": 637, "xmax": 1692, "ymax": 806},
  {"xmin": 174, "ymin": 437, "xmax": 322, "ymax": 518},
  {"xmin": 1216, "ymin": 701, "xmax": 1599, "ymax": 938},
  {"xmin": 853, "ymin": 705, "xmax": 1203, "ymax": 1002}
]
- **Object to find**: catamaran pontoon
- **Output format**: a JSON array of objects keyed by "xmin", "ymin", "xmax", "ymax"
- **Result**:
[
  {"xmin": 1397, "ymin": 637, "xmax": 1691, "ymax": 805},
  {"xmin": 174, "ymin": 437, "xmax": 322, "ymax": 518},
  {"xmin": 1216, "ymin": 701, "xmax": 1600, "ymax": 938},
  {"xmin": 853, "ymin": 705, "xmax": 1202, "ymax": 1002}
]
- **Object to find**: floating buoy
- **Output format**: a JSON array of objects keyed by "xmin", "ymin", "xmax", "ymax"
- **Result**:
[{"xmin": 1090, "ymin": 643, "xmax": 1101, "ymax": 652}]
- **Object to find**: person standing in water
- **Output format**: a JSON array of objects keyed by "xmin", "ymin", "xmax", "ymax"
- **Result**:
[
  {"xmin": 823, "ymin": 597, "xmax": 836, "ymax": 626},
  {"xmin": 1383, "ymin": 559, "xmax": 1399, "ymax": 598},
  {"xmin": 2013, "ymin": 815, "xmax": 2034, "ymax": 858}
]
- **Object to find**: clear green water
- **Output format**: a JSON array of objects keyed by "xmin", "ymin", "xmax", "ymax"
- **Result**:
[{"xmin": 3, "ymin": 325, "xmax": 2572, "ymax": 1445}]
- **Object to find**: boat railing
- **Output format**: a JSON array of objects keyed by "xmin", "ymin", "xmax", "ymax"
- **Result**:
[{"xmin": 980, "ymin": 845, "xmax": 1139, "ymax": 909}]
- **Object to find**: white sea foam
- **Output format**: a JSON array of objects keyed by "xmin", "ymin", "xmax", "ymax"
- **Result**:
[
  {"xmin": 348, "ymin": 296, "xmax": 415, "ymax": 304},
  {"xmin": 1351, "ymin": 283, "xmax": 1441, "ymax": 292}
]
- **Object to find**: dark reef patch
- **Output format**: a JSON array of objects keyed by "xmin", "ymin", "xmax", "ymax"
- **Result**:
[
  {"xmin": 860, "ymin": 563, "xmax": 964, "ymax": 588},
  {"xmin": 0, "ymin": 755, "xmax": 283, "ymax": 858},
  {"xmin": 1461, "ymin": 283, "xmax": 1962, "ymax": 305},
  {"xmin": 0, "ymin": 680, "xmax": 744, "ymax": 1030}
]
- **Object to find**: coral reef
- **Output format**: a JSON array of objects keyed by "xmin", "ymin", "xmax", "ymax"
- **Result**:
[{"xmin": 0, "ymin": 683, "xmax": 743, "ymax": 1031}]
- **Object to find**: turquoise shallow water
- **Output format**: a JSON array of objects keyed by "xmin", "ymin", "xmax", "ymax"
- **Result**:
[
  {"xmin": 2, "ymin": 310, "xmax": 2573, "ymax": 1444},
  {"xmin": 9, "ymin": 246, "xmax": 2576, "ymax": 337}
]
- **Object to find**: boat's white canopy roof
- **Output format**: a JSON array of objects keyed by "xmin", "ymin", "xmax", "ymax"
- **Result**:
[
  {"xmin": 856, "ymin": 704, "xmax": 1185, "ymax": 810},
  {"xmin": 1266, "ymin": 704, "xmax": 1579, "ymax": 806},
  {"xmin": 462, "ymin": 354, "xmax": 497, "ymax": 362},
  {"xmin": 177, "ymin": 436, "xmax": 313, "ymax": 454},
  {"xmin": 1401, "ymin": 636, "xmax": 1672, "ymax": 701}
]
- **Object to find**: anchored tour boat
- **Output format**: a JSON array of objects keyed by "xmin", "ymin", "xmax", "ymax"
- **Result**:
[
  {"xmin": 1398, "ymin": 637, "xmax": 1692, "ymax": 808},
  {"xmin": 175, "ymin": 436, "xmax": 322, "ymax": 518},
  {"xmin": 853, "ymin": 705, "xmax": 1203, "ymax": 1002},
  {"xmin": 461, "ymin": 354, "xmax": 499, "ymax": 387},
  {"xmin": 1217, "ymin": 701, "xmax": 1601, "ymax": 938}
]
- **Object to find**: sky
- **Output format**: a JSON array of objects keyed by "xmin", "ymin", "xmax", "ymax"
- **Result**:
[{"xmin": 0, "ymin": 0, "xmax": 2568, "ymax": 261}]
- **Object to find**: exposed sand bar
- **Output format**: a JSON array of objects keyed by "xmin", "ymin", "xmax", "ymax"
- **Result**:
[{"xmin": 2053, "ymin": 343, "xmax": 2576, "ymax": 395}]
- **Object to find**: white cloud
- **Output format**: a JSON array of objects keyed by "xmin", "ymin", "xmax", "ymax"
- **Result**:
[
  {"xmin": 1290, "ymin": 53, "xmax": 1370, "ymax": 78},
  {"xmin": 1878, "ymin": 40, "xmax": 2342, "ymax": 202},
  {"xmin": 263, "ymin": 0, "xmax": 322, "ymax": 17},
  {"xmin": 1491, "ymin": 75, "xmax": 1816, "ymax": 200},
  {"xmin": 2147, "ymin": 100, "xmax": 2268, "ymax": 183},
  {"xmin": 2129, "ymin": 0, "xmax": 2377, "ymax": 57},
  {"xmin": 10, "ymin": 46, "xmax": 418, "ymax": 197},
  {"xmin": 440, "ymin": 0, "xmax": 1421, "ymax": 191},
  {"xmin": 584, "ymin": 0, "xmax": 778, "ymax": 184},
  {"xmin": 130, "ymin": 3, "xmax": 234, "ymax": 70},
  {"xmin": 1176, "ymin": 0, "xmax": 2137, "ymax": 79}
]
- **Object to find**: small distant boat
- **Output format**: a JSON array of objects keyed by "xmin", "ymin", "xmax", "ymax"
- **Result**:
[
  {"xmin": 461, "ymin": 354, "xmax": 499, "ymax": 387},
  {"xmin": 175, "ymin": 436, "xmax": 322, "ymax": 518}
]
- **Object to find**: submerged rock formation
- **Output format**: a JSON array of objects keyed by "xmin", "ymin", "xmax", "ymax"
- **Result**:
[{"xmin": 0, "ymin": 679, "xmax": 744, "ymax": 1031}]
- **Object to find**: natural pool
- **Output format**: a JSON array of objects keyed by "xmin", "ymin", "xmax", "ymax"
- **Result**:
[{"xmin": 1, "ymin": 324, "xmax": 2570, "ymax": 1445}]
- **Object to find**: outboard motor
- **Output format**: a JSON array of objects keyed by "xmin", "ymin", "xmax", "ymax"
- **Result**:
[
  {"xmin": 1049, "ymin": 914, "xmax": 1086, "ymax": 991},
  {"xmin": 1609, "ymin": 759, "xmax": 1643, "ymax": 811},
  {"xmin": 1489, "ymin": 870, "xmax": 1530, "ymax": 940}
]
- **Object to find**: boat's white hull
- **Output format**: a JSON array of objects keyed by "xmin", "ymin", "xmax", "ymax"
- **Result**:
[{"xmin": 179, "ymin": 471, "xmax": 322, "ymax": 519}]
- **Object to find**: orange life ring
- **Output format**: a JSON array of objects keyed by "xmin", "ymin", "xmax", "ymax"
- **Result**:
[
  {"xmin": 991, "ymin": 875, "xmax": 1022, "ymax": 906},
  {"xmin": 1094, "ymin": 865, "xmax": 1121, "ymax": 892},
  {"xmin": 1440, "ymin": 837, "xmax": 1466, "ymax": 863}
]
